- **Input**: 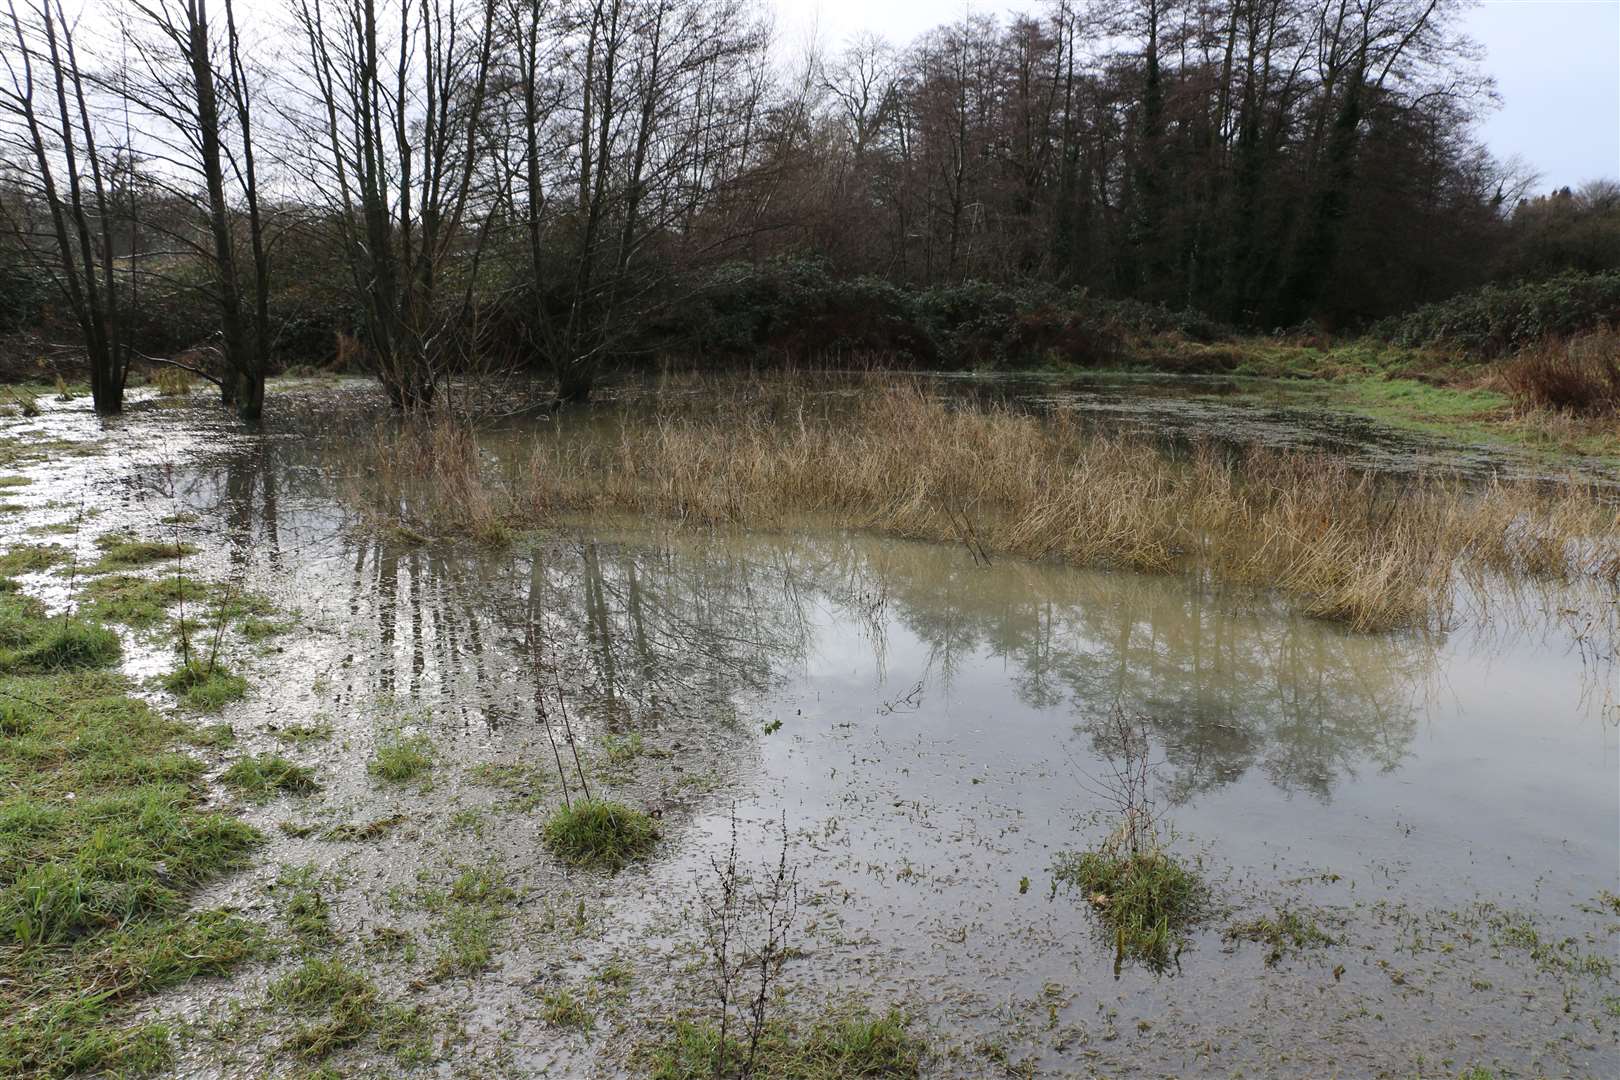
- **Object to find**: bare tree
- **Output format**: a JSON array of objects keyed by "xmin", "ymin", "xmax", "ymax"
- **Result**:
[{"xmin": 0, "ymin": 0, "xmax": 128, "ymax": 412}]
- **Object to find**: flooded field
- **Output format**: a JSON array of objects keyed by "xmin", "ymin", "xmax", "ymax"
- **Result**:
[{"xmin": 1, "ymin": 377, "xmax": 1615, "ymax": 1079}]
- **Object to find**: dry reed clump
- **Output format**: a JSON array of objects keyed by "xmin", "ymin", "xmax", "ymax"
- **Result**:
[
  {"xmin": 367, "ymin": 380, "xmax": 1620, "ymax": 633},
  {"xmin": 362, "ymin": 418, "xmax": 514, "ymax": 545},
  {"xmin": 1499, "ymin": 328, "xmax": 1620, "ymax": 417}
]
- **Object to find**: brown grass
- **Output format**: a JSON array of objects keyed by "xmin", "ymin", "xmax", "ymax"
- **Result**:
[
  {"xmin": 1500, "ymin": 329, "xmax": 1620, "ymax": 416},
  {"xmin": 361, "ymin": 378, "xmax": 1620, "ymax": 633}
]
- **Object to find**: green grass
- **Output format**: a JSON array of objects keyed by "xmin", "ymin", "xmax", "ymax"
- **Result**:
[
  {"xmin": 1224, "ymin": 907, "xmax": 1342, "ymax": 966},
  {"xmin": 0, "ymin": 595, "xmax": 120, "ymax": 674},
  {"xmin": 542, "ymin": 799, "xmax": 660, "ymax": 871},
  {"xmin": 0, "ymin": 543, "xmax": 68, "ymax": 576},
  {"xmin": 221, "ymin": 753, "xmax": 318, "ymax": 799},
  {"xmin": 0, "ymin": 584, "xmax": 264, "ymax": 1076},
  {"xmin": 270, "ymin": 956, "xmax": 380, "ymax": 1059},
  {"xmin": 540, "ymin": 987, "xmax": 594, "ymax": 1032},
  {"xmin": 421, "ymin": 864, "xmax": 515, "ymax": 979},
  {"xmin": 369, "ymin": 733, "xmax": 434, "ymax": 783},
  {"xmin": 1051, "ymin": 845, "xmax": 1204, "ymax": 969},
  {"xmin": 85, "ymin": 534, "xmax": 197, "ymax": 573},
  {"xmin": 79, "ymin": 572, "xmax": 200, "ymax": 627},
  {"xmin": 161, "ymin": 660, "xmax": 248, "ymax": 710},
  {"xmin": 644, "ymin": 1007, "xmax": 923, "ymax": 1079}
]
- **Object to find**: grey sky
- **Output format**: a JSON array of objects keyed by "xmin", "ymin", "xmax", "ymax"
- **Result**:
[{"xmin": 776, "ymin": 0, "xmax": 1620, "ymax": 189}]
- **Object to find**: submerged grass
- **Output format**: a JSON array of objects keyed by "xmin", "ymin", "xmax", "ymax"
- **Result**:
[
  {"xmin": 366, "ymin": 380, "xmax": 1620, "ymax": 633},
  {"xmin": 542, "ymin": 799, "xmax": 660, "ymax": 871},
  {"xmin": 644, "ymin": 1007, "xmax": 923, "ymax": 1079}
]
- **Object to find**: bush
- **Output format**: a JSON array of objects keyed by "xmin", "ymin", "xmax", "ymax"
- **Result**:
[
  {"xmin": 659, "ymin": 259, "xmax": 1227, "ymax": 371},
  {"xmin": 1499, "ymin": 329, "xmax": 1620, "ymax": 416},
  {"xmin": 1372, "ymin": 271, "xmax": 1620, "ymax": 356}
]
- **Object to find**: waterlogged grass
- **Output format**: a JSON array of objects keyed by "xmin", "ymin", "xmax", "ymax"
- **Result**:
[
  {"xmin": 542, "ymin": 799, "xmax": 660, "ymax": 871},
  {"xmin": 369, "ymin": 733, "xmax": 434, "ymax": 783},
  {"xmin": 162, "ymin": 659, "xmax": 248, "ymax": 710},
  {"xmin": 79, "ymin": 572, "xmax": 199, "ymax": 627},
  {"xmin": 420, "ymin": 864, "xmax": 515, "ymax": 979},
  {"xmin": 221, "ymin": 753, "xmax": 318, "ymax": 799},
  {"xmin": 644, "ymin": 1007, "xmax": 924, "ymax": 1079},
  {"xmin": 1225, "ymin": 907, "xmax": 1343, "ymax": 966},
  {"xmin": 86, "ymin": 533, "xmax": 197, "ymax": 573},
  {"xmin": 371, "ymin": 384, "xmax": 1620, "ymax": 633},
  {"xmin": 0, "ymin": 542, "xmax": 67, "ymax": 575},
  {"xmin": 1052, "ymin": 846, "xmax": 1205, "ymax": 969},
  {"xmin": 0, "ymin": 585, "xmax": 264, "ymax": 1075},
  {"xmin": 269, "ymin": 955, "xmax": 439, "ymax": 1065}
]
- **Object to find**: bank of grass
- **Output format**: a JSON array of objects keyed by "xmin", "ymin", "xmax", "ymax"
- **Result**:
[
  {"xmin": 542, "ymin": 799, "xmax": 660, "ymax": 871},
  {"xmin": 643, "ymin": 1007, "xmax": 924, "ymax": 1079},
  {"xmin": 369, "ymin": 382, "xmax": 1620, "ymax": 634},
  {"xmin": 0, "ymin": 586, "xmax": 265, "ymax": 1076}
]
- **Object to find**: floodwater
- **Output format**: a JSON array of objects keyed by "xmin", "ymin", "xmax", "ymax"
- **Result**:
[{"xmin": 1, "ymin": 377, "xmax": 1616, "ymax": 1078}]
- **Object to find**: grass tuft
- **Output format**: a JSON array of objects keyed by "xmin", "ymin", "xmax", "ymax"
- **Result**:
[
  {"xmin": 542, "ymin": 799, "xmax": 661, "ymax": 871},
  {"xmin": 161, "ymin": 661, "xmax": 248, "ymax": 710},
  {"xmin": 221, "ymin": 753, "xmax": 318, "ymax": 799},
  {"xmin": 86, "ymin": 534, "xmax": 197, "ymax": 573},
  {"xmin": 368, "ymin": 733, "xmax": 434, "ymax": 783},
  {"xmin": 1051, "ymin": 845, "xmax": 1204, "ymax": 969}
]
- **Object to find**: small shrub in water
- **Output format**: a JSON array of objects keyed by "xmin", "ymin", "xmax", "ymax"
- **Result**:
[{"xmin": 542, "ymin": 799, "xmax": 660, "ymax": 871}]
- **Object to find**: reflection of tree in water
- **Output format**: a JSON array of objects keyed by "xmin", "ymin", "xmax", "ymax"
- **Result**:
[{"xmin": 713, "ymin": 534, "xmax": 1431, "ymax": 804}]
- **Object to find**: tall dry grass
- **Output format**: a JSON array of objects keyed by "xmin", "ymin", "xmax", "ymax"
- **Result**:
[{"xmin": 362, "ymin": 379, "xmax": 1620, "ymax": 633}]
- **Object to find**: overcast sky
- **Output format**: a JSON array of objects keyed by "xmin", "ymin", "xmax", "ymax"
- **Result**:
[{"xmin": 775, "ymin": 0, "xmax": 1620, "ymax": 189}]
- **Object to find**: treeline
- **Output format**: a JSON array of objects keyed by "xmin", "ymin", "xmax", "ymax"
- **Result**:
[{"xmin": 0, "ymin": 0, "xmax": 1616, "ymax": 417}]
